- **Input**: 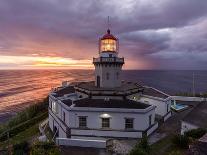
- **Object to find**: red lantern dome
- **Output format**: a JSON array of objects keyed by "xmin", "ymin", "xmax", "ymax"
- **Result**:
[{"xmin": 101, "ymin": 29, "xmax": 117, "ymax": 41}]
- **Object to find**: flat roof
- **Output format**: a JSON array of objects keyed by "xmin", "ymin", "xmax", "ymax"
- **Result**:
[
  {"xmin": 53, "ymin": 86, "xmax": 75, "ymax": 97},
  {"xmin": 61, "ymin": 98, "xmax": 73, "ymax": 107},
  {"xmin": 142, "ymin": 87, "xmax": 169, "ymax": 99},
  {"xmin": 76, "ymin": 81, "xmax": 142, "ymax": 92},
  {"xmin": 182, "ymin": 102, "xmax": 207, "ymax": 128},
  {"xmin": 73, "ymin": 98, "xmax": 151, "ymax": 109}
]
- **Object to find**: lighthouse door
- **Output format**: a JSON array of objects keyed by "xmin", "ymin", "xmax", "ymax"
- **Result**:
[{"xmin": 97, "ymin": 76, "xmax": 100, "ymax": 87}]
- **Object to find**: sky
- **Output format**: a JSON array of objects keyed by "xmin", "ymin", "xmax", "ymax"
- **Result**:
[{"xmin": 0, "ymin": 0, "xmax": 207, "ymax": 70}]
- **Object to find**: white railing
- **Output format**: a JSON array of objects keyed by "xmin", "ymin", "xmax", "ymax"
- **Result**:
[{"xmin": 171, "ymin": 96, "xmax": 206, "ymax": 102}]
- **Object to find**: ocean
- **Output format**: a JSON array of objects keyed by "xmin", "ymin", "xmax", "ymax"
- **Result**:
[{"xmin": 0, "ymin": 69, "xmax": 207, "ymax": 123}]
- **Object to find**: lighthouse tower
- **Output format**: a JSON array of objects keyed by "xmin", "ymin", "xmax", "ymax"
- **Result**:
[{"xmin": 93, "ymin": 29, "xmax": 124, "ymax": 88}]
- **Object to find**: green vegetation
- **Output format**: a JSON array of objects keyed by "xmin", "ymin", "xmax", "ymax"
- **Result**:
[
  {"xmin": 130, "ymin": 136, "xmax": 150, "ymax": 155},
  {"xmin": 185, "ymin": 128, "xmax": 206, "ymax": 139},
  {"xmin": 0, "ymin": 97, "xmax": 60, "ymax": 155},
  {"xmin": 0, "ymin": 112, "xmax": 48, "ymax": 141},
  {"xmin": 130, "ymin": 128, "xmax": 207, "ymax": 155},
  {"xmin": 172, "ymin": 134, "xmax": 189, "ymax": 149},
  {"xmin": 30, "ymin": 142, "xmax": 60, "ymax": 155},
  {"xmin": 0, "ymin": 97, "xmax": 48, "ymax": 138},
  {"xmin": 172, "ymin": 128, "xmax": 207, "ymax": 149}
]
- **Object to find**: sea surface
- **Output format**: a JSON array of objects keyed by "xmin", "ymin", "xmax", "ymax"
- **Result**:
[{"xmin": 0, "ymin": 69, "xmax": 207, "ymax": 123}]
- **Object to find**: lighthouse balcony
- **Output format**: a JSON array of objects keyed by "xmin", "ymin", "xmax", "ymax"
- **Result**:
[{"xmin": 93, "ymin": 57, "xmax": 124, "ymax": 64}]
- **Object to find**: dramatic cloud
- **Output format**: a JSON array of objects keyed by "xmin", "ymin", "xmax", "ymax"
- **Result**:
[{"xmin": 0, "ymin": 0, "xmax": 207, "ymax": 69}]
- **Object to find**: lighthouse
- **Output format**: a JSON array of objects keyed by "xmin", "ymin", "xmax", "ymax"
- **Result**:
[{"xmin": 93, "ymin": 29, "xmax": 124, "ymax": 88}]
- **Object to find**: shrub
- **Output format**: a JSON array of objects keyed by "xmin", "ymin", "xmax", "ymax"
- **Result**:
[
  {"xmin": 30, "ymin": 142, "xmax": 60, "ymax": 155},
  {"xmin": 13, "ymin": 141, "xmax": 28, "ymax": 151},
  {"xmin": 13, "ymin": 141, "xmax": 29, "ymax": 155},
  {"xmin": 138, "ymin": 136, "xmax": 150, "ymax": 153},
  {"xmin": 130, "ymin": 147, "xmax": 148, "ymax": 155},
  {"xmin": 172, "ymin": 134, "xmax": 189, "ymax": 149},
  {"xmin": 130, "ymin": 136, "xmax": 150, "ymax": 155},
  {"xmin": 168, "ymin": 150, "xmax": 182, "ymax": 155},
  {"xmin": 185, "ymin": 128, "xmax": 206, "ymax": 139}
]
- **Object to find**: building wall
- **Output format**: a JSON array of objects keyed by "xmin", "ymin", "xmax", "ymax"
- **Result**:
[
  {"xmin": 139, "ymin": 96, "xmax": 170, "ymax": 116},
  {"xmin": 181, "ymin": 121, "xmax": 198, "ymax": 135},
  {"xmin": 94, "ymin": 63, "xmax": 122, "ymax": 88},
  {"xmin": 56, "ymin": 138, "xmax": 106, "ymax": 148},
  {"xmin": 91, "ymin": 95, "xmax": 123, "ymax": 100},
  {"xmin": 71, "ymin": 129, "xmax": 143, "ymax": 138},
  {"xmin": 49, "ymin": 95, "xmax": 158, "ymax": 139},
  {"xmin": 68, "ymin": 110, "xmax": 155, "ymax": 131}
]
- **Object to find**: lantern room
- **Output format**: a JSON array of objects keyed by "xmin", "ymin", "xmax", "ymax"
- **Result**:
[{"xmin": 99, "ymin": 29, "xmax": 118, "ymax": 54}]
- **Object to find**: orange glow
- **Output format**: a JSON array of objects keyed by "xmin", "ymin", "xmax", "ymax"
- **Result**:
[
  {"xmin": 0, "ymin": 55, "xmax": 93, "ymax": 69},
  {"xmin": 101, "ymin": 39, "xmax": 117, "ymax": 52}
]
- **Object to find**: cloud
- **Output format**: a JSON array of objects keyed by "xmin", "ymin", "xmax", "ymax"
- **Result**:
[{"xmin": 0, "ymin": 0, "xmax": 207, "ymax": 69}]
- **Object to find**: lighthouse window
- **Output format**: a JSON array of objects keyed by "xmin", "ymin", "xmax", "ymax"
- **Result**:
[{"xmin": 106, "ymin": 72, "xmax": 110, "ymax": 80}]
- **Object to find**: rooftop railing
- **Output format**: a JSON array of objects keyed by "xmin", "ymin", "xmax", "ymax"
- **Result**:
[{"xmin": 93, "ymin": 57, "xmax": 124, "ymax": 63}]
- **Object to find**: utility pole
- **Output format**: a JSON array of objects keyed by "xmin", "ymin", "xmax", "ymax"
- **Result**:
[{"xmin": 193, "ymin": 72, "xmax": 195, "ymax": 97}]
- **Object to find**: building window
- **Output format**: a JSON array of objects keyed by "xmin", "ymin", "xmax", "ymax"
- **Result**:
[
  {"xmin": 102, "ymin": 118, "xmax": 110, "ymax": 128},
  {"xmin": 106, "ymin": 72, "xmax": 110, "ymax": 80},
  {"xmin": 63, "ymin": 111, "xmax": 65, "ymax": 123},
  {"xmin": 149, "ymin": 115, "xmax": 152, "ymax": 126},
  {"xmin": 52, "ymin": 102, "xmax": 58, "ymax": 113},
  {"xmin": 125, "ymin": 118, "xmax": 134, "ymax": 129},
  {"xmin": 79, "ymin": 116, "xmax": 87, "ymax": 128}
]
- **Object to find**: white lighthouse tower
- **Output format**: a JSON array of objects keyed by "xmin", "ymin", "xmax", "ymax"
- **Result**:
[{"xmin": 93, "ymin": 29, "xmax": 124, "ymax": 88}]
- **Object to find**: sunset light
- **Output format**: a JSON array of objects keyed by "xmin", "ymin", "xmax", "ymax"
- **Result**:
[{"xmin": 0, "ymin": 55, "xmax": 93, "ymax": 69}]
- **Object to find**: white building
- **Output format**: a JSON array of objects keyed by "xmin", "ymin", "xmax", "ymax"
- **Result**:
[
  {"xmin": 127, "ymin": 86, "xmax": 172, "ymax": 121},
  {"xmin": 48, "ymin": 29, "xmax": 161, "ymax": 147}
]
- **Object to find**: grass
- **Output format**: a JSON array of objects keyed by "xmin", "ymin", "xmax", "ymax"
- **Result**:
[
  {"xmin": 0, "ymin": 97, "xmax": 50, "ymax": 154},
  {"xmin": 0, "ymin": 120, "xmax": 40, "ymax": 149}
]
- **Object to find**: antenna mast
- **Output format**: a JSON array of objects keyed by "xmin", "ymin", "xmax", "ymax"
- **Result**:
[
  {"xmin": 107, "ymin": 16, "xmax": 110, "ymax": 30},
  {"xmin": 193, "ymin": 72, "xmax": 195, "ymax": 97}
]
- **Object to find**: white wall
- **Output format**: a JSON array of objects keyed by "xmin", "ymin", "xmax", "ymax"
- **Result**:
[
  {"xmin": 147, "ymin": 123, "xmax": 158, "ymax": 136},
  {"xmin": 94, "ymin": 63, "xmax": 122, "ymax": 88},
  {"xmin": 181, "ymin": 121, "xmax": 198, "ymax": 135},
  {"xmin": 71, "ymin": 129, "xmax": 143, "ymax": 138},
  {"xmin": 139, "ymin": 96, "xmax": 169, "ymax": 116},
  {"xmin": 164, "ymin": 112, "xmax": 172, "ymax": 122},
  {"xmin": 68, "ymin": 110, "xmax": 155, "ymax": 131},
  {"xmin": 56, "ymin": 138, "xmax": 106, "ymax": 148},
  {"xmin": 127, "ymin": 93, "xmax": 171, "ymax": 117}
]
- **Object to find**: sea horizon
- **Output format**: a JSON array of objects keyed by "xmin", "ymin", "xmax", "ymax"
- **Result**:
[{"xmin": 0, "ymin": 69, "xmax": 207, "ymax": 124}]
